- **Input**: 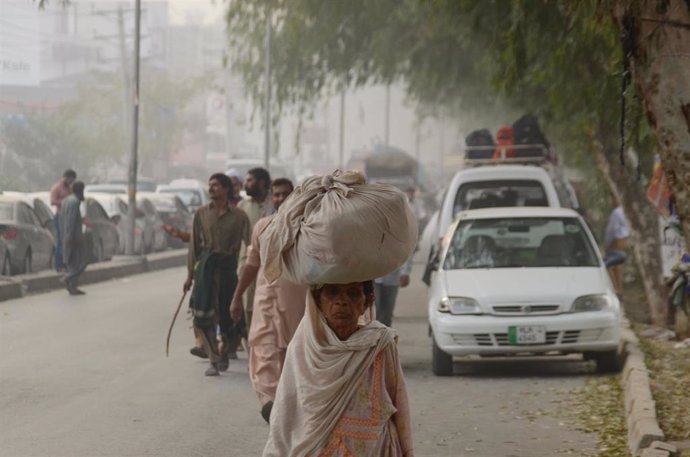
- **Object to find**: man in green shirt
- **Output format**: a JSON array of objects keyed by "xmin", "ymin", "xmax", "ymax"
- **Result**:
[{"xmin": 184, "ymin": 173, "xmax": 250, "ymax": 376}]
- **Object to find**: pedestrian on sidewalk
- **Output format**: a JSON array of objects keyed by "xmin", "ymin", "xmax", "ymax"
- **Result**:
[
  {"xmin": 184, "ymin": 173, "xmax": 250, "ymax": 376},
  {"xmin": 236, "ymin": 167, "xmax": 273, "ymax": 349},
  {"xmin": 375, "ymin": 257, "xmax": 412, "ymax": 327},
  {"xmin": 230, "ymin": 178, "xmax": 307, "ymax": 423},
  {"xmin": 603, "ymin": 192, "xmax": 631, "ymax": 297},
  {"xmin": 59, "ymin": 181, "xmax": 88, "ymax": 295},
  {"xmin": 50, "ymin": 169, "xmax": 76, "ymax": 272}
]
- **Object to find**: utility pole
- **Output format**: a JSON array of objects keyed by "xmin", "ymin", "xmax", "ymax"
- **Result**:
[
  {"xmin": 125, "ymin": 0, "xmax": 141, "ymax": 256},
  {"xmin": 338, "ymin": 90, "xmax": 345, "ymax": 168},
  {"xmin": 116, "ymin": 6, "xmax": 131, "ymax": 146},
  {"xmin": 384, "ymin": 85, "xmax": 390, "ymax": 150},
  {"xmin": 439, "ymin": 116, "xmax": 445, "ymax": 172},
  {"xmin": 415, "ymin": 117, "xmax": 422, "ymax": 186},
  {"xmin": 263, "ymin": 8, "xmax": 272, "ymax": 170}
]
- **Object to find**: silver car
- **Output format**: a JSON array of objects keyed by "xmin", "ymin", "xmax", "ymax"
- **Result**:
[
  {"xmin": 87, "ymin": 193, "xmax": 145, "ymax": 255},
  {"xmin": 0, "ymin": 195, "xmax": 56, "ymax": 275},
  {"xmin": 136, "ymin": 196, "xmax": 167, "ymax": 252}
]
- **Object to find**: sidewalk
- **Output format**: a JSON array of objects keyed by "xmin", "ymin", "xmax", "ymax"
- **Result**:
[{"xmin": 0, "ymin": 249, "xmax": 187, "ymax": 302}]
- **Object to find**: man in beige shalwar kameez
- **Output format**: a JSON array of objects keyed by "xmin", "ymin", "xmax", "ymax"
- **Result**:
[
  {"xmin": 231, "ymin": 178, "xmax": 306, "ymax": 422},
  {"xmin": 236, "ymin": 167, "xmax": 274, "ymax": 346}
]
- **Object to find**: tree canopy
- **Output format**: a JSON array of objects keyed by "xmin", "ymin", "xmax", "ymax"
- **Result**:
[{"xmin": 225, "ymin": 0, "xmax": 670, "ymax": 322}]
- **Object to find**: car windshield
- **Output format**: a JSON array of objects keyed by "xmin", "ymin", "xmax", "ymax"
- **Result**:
[
  {"xmin": 0, "ymin": 202, "xmax": 14, "ymax": 221},
  {"xmin": 159, "ymin": 188, "xmax": 202, "ymax": 207},
  {"xmin": 452, "ymin": 180, "xmax": 548, "ymax": 216},
  {"xmin": 443, "ymin": 217, "xmax": 599, "ymax": 270}
]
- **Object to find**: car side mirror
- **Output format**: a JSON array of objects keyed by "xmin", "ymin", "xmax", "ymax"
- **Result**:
[
  {"xmin": 422, "ymin": 247, "xmax": 440, "ymax": 286},
  {"xmin": 111, "ymin": 215, "xmax": 121, "ymax": 225},
  {"xmin": 136, "ymin": 209, "xmax": 145, "ymax": 218}
]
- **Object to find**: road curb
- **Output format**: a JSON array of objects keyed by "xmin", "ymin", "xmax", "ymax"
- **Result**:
[
  {"xmin": 0, "ymin": 249, "xmax": 186, "ymax": 301},
  {"xmin": 620, "ymin": 318, "xmax": 678, "ymax": 457}
]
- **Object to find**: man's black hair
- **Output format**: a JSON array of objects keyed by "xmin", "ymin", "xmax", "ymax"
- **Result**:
[
  {"xmin": 209, "ymin": 173, "xmax": 234, "ymax": 197},
  {"xmin": 72, "ymin": 181, "xmax": 85, "ymax": 194},
  {"xmin": 248, "ymin": 167, "xmax": 272, "ymax": 190},
  {"xmin": 63, "ymin": 169, "xmax": 77, "ymax": 179},
  {"xmin": 271, "ymin": 177, "xmax": 294, "ymax": 192}
]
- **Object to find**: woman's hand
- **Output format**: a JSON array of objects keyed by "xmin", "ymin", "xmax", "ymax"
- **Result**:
[{"xmin": 230, "ymin": 296, "xmax": 244, "ymax": 322}]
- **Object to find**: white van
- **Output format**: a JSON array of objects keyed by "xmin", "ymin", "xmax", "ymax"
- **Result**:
[{"xmin": 436, "ymin": 165, "xmax": 563, "ymax": 241}]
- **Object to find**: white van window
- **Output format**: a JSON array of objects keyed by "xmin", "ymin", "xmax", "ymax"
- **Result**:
[{"xmin": 453, "ymin": 180, "xmax": 548, "ymax": 216}]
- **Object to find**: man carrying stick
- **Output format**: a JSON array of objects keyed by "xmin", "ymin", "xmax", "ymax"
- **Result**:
[{"xmin": 185, "ymin": 173, "xmax": 250, "ymax": 376}]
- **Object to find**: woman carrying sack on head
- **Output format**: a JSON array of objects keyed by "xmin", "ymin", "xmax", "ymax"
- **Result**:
[{"xmin": 259, "ymin": 170, "xmax": 416, "ymax": 457}]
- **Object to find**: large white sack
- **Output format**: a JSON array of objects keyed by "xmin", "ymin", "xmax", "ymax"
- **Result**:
[{"xmin": 260, "ymin": 170, "xmax": 418, "ymax": 285}]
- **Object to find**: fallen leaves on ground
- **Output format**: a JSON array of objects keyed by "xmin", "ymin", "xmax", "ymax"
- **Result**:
[
  {"xmin": 637, "ymin": 327, "xmax": 690, "ymax": 442},
  {"xmin": 564, "ymin": 377, "xmax": 630, "ymax": 457}
]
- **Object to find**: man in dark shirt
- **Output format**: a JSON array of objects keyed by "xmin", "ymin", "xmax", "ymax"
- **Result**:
[{"xmin": 184, "ymin": 173, "xmax": 250, "ymax": 376}]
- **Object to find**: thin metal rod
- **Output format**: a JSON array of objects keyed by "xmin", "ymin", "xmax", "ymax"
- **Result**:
[
  {"xmin": 263, "ymin": 8, "xmax": 271, "ymax": 170},
  {"xmin": 338, "ymin": 91, "xmax": 345, "ymax": 168},
  {"xmin": 384, "ymin": 85, "xmax": 390, "ymax": 149},
  {"xmin": 126, "ymin": 0, "xmax": 141, "ymax": 255}
]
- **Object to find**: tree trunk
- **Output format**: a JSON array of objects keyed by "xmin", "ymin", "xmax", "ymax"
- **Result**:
[
  {"xmin": 590, "ymin": 131, "xmax": 668, "ymax": 325},
  {"xmin": 612, "ymin": 0, "xmax": 690, "ymax": 259}
]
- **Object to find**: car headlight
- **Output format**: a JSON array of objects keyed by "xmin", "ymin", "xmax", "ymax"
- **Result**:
[
  {"xmin": 439, "ymin": 297, "xmax": 482, "ymax": 315},
  {"xmin": 571, "ymin": 294, "xmax": 612, "ymax": 312}
]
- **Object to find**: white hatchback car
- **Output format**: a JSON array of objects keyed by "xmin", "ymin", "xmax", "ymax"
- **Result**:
[{"xmin": 427, "ymin": 207, "xmax": 622, "ymax": 375}]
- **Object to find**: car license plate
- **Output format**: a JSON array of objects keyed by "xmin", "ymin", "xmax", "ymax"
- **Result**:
[{"xmin": 508, "ymin": 325, "xmax": 546, "ymax": 345}]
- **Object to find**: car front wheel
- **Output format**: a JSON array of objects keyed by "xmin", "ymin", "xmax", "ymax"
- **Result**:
[
  {"xmin": 2, "ymin": 253, "xmax": 10, "ymax": 276},
  {"xmin": 95, "ymin": 240, "xmax": 104, "ymax": 262},
  {"xmin": 432, "ymin": 336, "xmax": 453, "ymax": 376},
  {"xmin": 592, "ymin": 349, "xmax": 624, "ymax": 374},
  {"xmin": 23, "ymin": 250, "xmax": 32, "ymax": 274}
]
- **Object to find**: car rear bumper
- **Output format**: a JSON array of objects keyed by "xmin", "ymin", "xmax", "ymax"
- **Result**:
[{"xmin": 431, "ymin": 312, "xmax": 620, "ymax": 356}]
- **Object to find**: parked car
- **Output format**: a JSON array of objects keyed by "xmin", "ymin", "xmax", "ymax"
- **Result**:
[
  {"xmin": 0, "ymin": 195, "xmax": 56, "ymax": 275},
  {"xmin": 84, "ymin": 198, "xmax": 120, "ymax": 262},
  {"xmin": 139, "ymin": 192, "xmax": 192, "ymax": 248},
  {"xmin": 85, "ymin": 184, "xmax": 128, "ymax": 194},
  {"xmin": 87, "ymin": 193, "xmax": 145, "ymax": 255},
  {"xmin": 136, "ymin": 196, "xmax": 167, "ymax": 252},
  {"xmin": 107, "ymin": 177, "xmax": 158, "ymax": 192},
  {"xmin": 157, "ymin": 179, "xmax": 208, "ymax": 212},
  {"xmin": 427, "ymin": 207, "xmax": 622, "ymax": 376},
  {"xmin": 2, "ymin": 191, "xmax": 56, "ymax": 239}
]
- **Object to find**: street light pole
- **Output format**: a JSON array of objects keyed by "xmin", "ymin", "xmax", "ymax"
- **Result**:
[
  {"xmin": 384, "ymin": 85, "xmax": 390, "ymax": 150},
  {"xmin": 125, "ymin": 0, "xmax": 141, "ymax": 256},
  {"xmin": 263, "ymin": 8, "xmax": 271, "ymax": 170},
  {"xmin": 338, "ymin": 90, "xmax": 345, "ymax": 168}
]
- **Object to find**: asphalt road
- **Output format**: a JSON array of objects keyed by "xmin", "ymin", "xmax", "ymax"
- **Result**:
[{"xmin": 0, "ymin": 266, "xmax": 600, "ymax": 457}]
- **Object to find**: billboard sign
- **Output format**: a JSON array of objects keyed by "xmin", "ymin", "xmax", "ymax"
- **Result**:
[{"xmin": 0, "ymin": 1, "xmax": 41, "ymax": 86}]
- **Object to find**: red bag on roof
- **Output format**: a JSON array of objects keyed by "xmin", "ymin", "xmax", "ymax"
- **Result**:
[{"xmin": 493, "ymin": 125, "xmax": 514, "ymax": 159}]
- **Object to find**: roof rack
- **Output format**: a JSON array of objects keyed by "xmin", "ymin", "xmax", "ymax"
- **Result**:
[{"xmin": 463, "ymin": 144, "xmax": 554, "ymax": 167}]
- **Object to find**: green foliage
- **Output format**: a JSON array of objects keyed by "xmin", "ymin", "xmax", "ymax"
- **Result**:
[
  {"xmin": 225, "ymin": 0, "xmax": 497, "ymax": 118},
  {"xmin": 224, "ymin": 0, "xmax": 658, "ymax": 217}
]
